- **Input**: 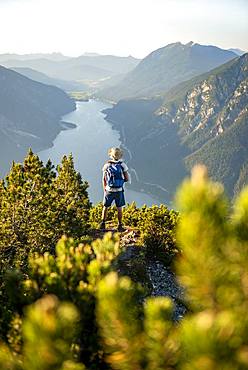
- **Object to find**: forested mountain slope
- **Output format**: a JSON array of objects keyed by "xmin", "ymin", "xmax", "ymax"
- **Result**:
[
  {"xmin": 99, "ymin": 42, "xmax": 237, "ymax": 101},
  {"xmin": 0, "ymin": 65, "xmax": 75, "ymax": 174},
  {"xmin": 104, "ymin": 53, "xmax": 248, "ymax": 201},
  {"xmin": 159, "ymin": 53, "xmax": 248, "ymax": 196}
]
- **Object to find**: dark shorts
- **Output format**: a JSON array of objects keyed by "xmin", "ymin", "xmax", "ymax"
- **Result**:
[{"xmin": 103, "ymin": 190, "xmax": 125, "ymax": 208}]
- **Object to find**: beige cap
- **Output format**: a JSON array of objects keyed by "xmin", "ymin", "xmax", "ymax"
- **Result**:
[{"xmin": 108, "ymin": 147, "xmax": 123, "ymax": 161}]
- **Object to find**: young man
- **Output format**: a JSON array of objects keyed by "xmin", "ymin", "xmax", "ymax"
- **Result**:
[{"xmin": 99, "ymin": 147, "xmax": 129, "ymax": 232}]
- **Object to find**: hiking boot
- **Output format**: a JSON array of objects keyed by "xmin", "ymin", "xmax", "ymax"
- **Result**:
[
  {"xmin": 117, "ymin": 223, "xmax": 125, "ymax": 232},
  {"xmin": 99, "ymin": 221, "xmax": 106, "ymax": 230}
]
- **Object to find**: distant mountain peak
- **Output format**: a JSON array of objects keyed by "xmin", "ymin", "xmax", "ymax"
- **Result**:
[
  {"xmin": 165, "ymin": 42, "xmax": 182, "ymax": 48},
  {"xmin": 83, "ymin": 52, "xmax": 101, "ymax": 57},
  {"xmin": 228, "ymin": 48, "xmax": 247, "ymax": 56},
  {"xmin": 186, "ymin": 41, "xmax": 196, "ymax": 47},
  {"xmin": 99, "ymin": 41, "xmax": 238, "ymax": 101},
  {"xmin": 165, "ymin": 41, "xmax": 197, "ymax": 48}
]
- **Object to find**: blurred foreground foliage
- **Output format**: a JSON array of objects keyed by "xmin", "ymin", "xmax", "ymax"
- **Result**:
[
  {"xmin": 96, "ymin": 165, "xmax": 248, "ymax": 370},
  {"xmin": 0, "ymin": 154, "xmax": 247, "ymax": 369}
]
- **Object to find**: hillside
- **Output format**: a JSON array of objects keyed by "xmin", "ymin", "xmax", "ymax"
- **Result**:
[
  {"xmin": 11, "ymin": 67, "xmax": 88, "ymax": 92},
  {"xmin": 0, "ymin": 52, "xmax": 71, "ymax": 62},
  {"xmin": 159, "ymin": 53, "xmax": 248, "ymax": 196},
  {"xmin": 99, "ymin": 42, "xmax": 237, "ymax": 101},
  {"xmin": 1, "ymin": 54, "xmax": 140, "ymax": 85},
  {"xmin": 0, "ymin": 65, "xmax": 75, "ymax": 174},
  {"xmin": 104, "ymin": 53, "xmax": 248, "ymax": 201}
]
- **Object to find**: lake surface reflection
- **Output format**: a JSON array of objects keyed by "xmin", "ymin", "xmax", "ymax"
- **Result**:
[{"xmin": 38, "ymin": 100, "xmax": 158, "ymax": 206}]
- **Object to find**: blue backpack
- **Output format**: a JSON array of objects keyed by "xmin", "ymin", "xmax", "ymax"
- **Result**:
[{"xmin": 106, "ymin": 161, "xmax": 125, "ymax": 188}]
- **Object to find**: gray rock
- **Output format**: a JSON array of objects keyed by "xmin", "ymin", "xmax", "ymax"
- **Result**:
[{"xmin": 147, "ymin": 260, "xmax": 187, "ymax": 321}]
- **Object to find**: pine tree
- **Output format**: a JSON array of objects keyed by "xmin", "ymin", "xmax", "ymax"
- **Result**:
[
  {"xmin": 97, "ymin": 272, "xmax": 145, "ymax": 370},
  {"xmin": 0, "ymin": 295, "xmax": 85, "ymax": 370},
  {"xmin": 0, "ymin": 151, "xmax": 91, "ymax": 270},
  {"xmin": 175, "ymin": 165, "xmax": 248, "ymax": 370},
  {"xmin": 96, "ymin": 165, "xmax": 248, "ymax": 370},
  {"xmin": 1, "ymin": 162, "xmax": 247, "ymax": 370},
  {"xmin": 97, "ymin": 273, "xmax": 178, "ymax": 370},
  {"xmin": 0, "ymin": 150, "xmax": 55, "ymax": 268},
  {"xmin": 21, "ymin": 233, "xmax": 121, "ymax": 368},
  {"xmin": 53, "ymin": 154, "xmax": 91, "ymax": 237},
  {"xmin": 0, "ymin": 151, "xmax": 91, "ymax": 344}
]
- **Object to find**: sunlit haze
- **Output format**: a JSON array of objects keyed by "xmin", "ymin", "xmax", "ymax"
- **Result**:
[{"xmin": 0, "ymin": 0, "xmax": 247, "ymax": 57}]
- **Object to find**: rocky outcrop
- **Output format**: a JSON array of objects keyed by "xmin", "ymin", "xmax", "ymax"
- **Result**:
[
  {"xmin": 104, "ymin": 54, "xmax": 248, "ymax": 200},
  {"xmin": 158, "ymin": 54, "xmax": 248, "ymax": 151},
  {"xmin": 90, "ymin": 227, "xmax": 187, "ymax": 321}
]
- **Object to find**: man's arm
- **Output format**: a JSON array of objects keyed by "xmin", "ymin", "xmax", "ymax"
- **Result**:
[
  {"xmin": 102, "ymin": 164, "xmax": 107, "ymax": 191},
  {"xmin": 102, "ymin": 173, "xmax": 107, "ymax": 190},
  {"xmin": 123, "ymin": 171, "xmax": 129, "ymax": 183}
]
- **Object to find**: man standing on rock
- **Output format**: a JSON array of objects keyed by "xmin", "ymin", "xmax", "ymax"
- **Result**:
[{"xmin": 99, "ymin": 147, "xmax": 129, "ymax": 232}]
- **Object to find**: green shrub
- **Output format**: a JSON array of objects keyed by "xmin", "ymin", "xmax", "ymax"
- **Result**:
[
  {"xmin": 89, "ymin": 202, "xmax": 117, "ymax": 228},
  {"xmin": 97, "ymin": 272, "xmax": 145, "ymax": 370},
  {"xmin": 16, "ymin": 233, "xmax": 120, "ymax": 368},
  {"xmin": 97, "ymin": 272, "xmax": 178, "ymax": 370},
  {"xmin": 122, "ymin": 202, "xmax": 145, "ymax": 228},
  {"xmin": 89, "ymin": 201, "xmax": 145, "ymax": 229},
  {"xmin": 2, "ymin": 163, "xmax": 248, "ymax": 370},
  {"xmin": 138, "ymin": 205, "xmax": 179, "ymax": 263},
  {"xmin": 96, "ymin": 165, "xmax": 248, "ymax": 370},
  {"xmin": 0, "ymin": 151, "xmax": 91, "ymax": 341},
  {"xmin": 89, "ymin": 202, "xmax": 179, "ymax": 263},
  {"xmin": 172, "ymin": 165, "xmax": 248, "ymax": 369},
  {"xmin": 0, "ymin": 151, "xmax": 90, "ymax": 271},
  {"xmin": 0, "ymin": 295, "xmax": 85, "ymax": 370}
]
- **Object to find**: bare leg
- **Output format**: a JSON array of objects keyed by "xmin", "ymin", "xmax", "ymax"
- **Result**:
[
  {"xmin": 117, "ymin": 207, "xmax": 123, "ymax": 224},
  {"xmin": 102, "ymin": 206, "xmax": 108, "ymax": 221}
]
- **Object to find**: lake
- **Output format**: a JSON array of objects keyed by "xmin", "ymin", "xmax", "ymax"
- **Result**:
[{"xmin": 38, "ymin": 100, "xmax": 158, "ymax": 206}]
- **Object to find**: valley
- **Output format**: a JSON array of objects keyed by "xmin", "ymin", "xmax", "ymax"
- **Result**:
[
  {"xmin": 0, "ymin": 42, "xmax": 247, "ymax": 202},
  {"xmin": 0, "ymin": 0, "xmax": 247, "ymax": 366}
]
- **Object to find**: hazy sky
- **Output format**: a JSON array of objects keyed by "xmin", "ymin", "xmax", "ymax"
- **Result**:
[{"xmin": 0, "ymin": 0, "xmax": 247, "ymax": 57}]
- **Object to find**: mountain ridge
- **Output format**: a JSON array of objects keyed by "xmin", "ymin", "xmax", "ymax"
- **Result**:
[
  {"xmin": 0, "ymin": 65, "xmax": 76, "ymax": 174},
  {"xmin": 99, "ymin": 42, "xmax": 237, "ymax": 101},
  {"xmin": 1, "ymin": 54, "xmax": 140, "ymax": 84},
  {"xmin": 11, "ymin": 67, "xmax": 88, "ymax": 91},
  {"xmin": 103, "ymin": 53, "xmax": 248, "ymax": 201}
]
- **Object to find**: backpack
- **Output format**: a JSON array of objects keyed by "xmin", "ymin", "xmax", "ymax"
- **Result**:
[{"xmin": 105, "ymin": 161, "xmax": 125, "ymax": 188}]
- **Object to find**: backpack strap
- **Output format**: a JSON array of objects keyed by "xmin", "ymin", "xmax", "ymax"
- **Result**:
[{"xmin": 107, "ymin": 160, "xmax": 124, "ymax": 171}]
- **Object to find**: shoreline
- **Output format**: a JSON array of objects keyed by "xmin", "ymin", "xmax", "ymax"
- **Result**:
[
  {"xmin": 60, "ymin": 120, "xmax": 77, "ymax": 130},
  {"xmin": 102, "ymin": 115, "xmax": 170, "ymax": 204},
  {"xmin": 36, "ymin": 120, "xmax": 77, "ymax": 154},
  {"xmin": 39, "ymin": 99, "xmax": 167, "ymax": 205}
]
